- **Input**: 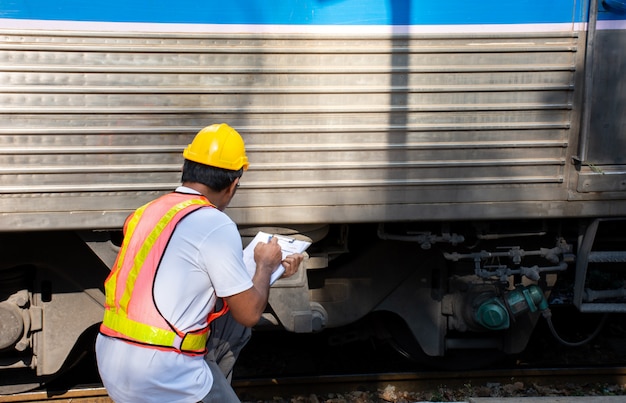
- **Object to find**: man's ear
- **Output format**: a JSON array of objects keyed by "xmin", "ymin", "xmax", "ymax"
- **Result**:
[{"xmin": 228, "ymin": 177, "xmax": 240, "ymax": 195}]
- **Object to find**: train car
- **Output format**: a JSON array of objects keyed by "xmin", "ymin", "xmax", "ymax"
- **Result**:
[{"xmin": 1, "ymin": 0, "xmax": 625, "ymax": 394}]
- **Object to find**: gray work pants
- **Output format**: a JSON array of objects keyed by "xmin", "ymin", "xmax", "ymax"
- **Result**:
[{"xmin": 199, "ymin": 310, "xmax": 251, "ymax": 403}]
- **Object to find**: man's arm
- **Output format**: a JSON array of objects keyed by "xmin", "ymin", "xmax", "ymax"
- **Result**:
[{"xmin": 224, "ymin": 237, "xmax": 281, "ymax": 327}]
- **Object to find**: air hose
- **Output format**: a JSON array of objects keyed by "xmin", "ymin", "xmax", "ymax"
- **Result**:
[
  {"xmin": 541, "ymin": 308, "xmax": 609, "ymax": 347},
  {"xmin": 507, "ymin": 284, "xmax": 609, "ymax": 347}
]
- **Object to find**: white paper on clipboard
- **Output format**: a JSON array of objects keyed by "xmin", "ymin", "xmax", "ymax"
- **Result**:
[{"xmin": 243, "ymin": 231, "xmax": 311, "ymax": 285}]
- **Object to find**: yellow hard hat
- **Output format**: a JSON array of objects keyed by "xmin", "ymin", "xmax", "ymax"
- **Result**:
[{"xmin": 183, "ymin": 124, "xmax": 249, "ymax": 171}]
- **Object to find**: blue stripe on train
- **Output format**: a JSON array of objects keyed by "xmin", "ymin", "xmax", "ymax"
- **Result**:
[{"xmin": 0, "ymin": 0, "xmax": 590, "ymax": 25}]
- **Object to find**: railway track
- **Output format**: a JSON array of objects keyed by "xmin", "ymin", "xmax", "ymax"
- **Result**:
[
  {"xmin": 3, "ymin": 366, "xmax": 625, "ymax": 402},
  {"xmin": 236, "ymin": 366, "xmax": 626, "ymax": 400}
]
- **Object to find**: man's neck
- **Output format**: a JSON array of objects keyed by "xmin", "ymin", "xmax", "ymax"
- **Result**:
[{"xmin": 181, "ymin": 182, "xmax": 228, "ymax": 211}]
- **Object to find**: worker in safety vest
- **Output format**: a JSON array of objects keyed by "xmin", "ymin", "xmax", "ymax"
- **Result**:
[{"xmin": 96, "ymin": 123, "xmax": 304, "ymax": 403}]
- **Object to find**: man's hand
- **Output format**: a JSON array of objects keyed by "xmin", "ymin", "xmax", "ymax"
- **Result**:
[
  {"xmin": 281, "ymin": 253, "xmax": 304, "ymax": 278},
  {"xmin": 253, "ymin": 237, "xmax": 282, "ymax": 275}
]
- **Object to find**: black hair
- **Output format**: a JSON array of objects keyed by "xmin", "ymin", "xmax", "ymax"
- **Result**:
[{"xmin": 181, "ymin": 159, "xmax": 243, "ymax": 192}]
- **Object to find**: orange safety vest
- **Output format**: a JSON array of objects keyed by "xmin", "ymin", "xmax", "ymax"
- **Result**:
[{"xmin": 99, "ymin": 191, "xmax": 229, "ymax": 356}]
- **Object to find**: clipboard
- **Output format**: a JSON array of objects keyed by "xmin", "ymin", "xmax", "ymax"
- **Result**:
[{"xmin": 243, "ymin": 231, "xmax": 311, "ymax": 285}]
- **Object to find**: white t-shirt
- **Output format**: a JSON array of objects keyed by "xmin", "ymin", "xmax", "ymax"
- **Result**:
[{"xmin": 96, "ymin": 187, "xmax": 253, "ymax": 403}]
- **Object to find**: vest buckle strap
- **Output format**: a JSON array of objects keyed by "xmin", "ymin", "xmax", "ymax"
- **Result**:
[{"xmin": 179, "ymin": 328, "xmax": 210, "ymax": 353}]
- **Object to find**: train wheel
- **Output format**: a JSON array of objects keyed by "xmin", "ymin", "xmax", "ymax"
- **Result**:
[{"xmin": 0, "ymin": 323, "xmax": 99, "ymax": 395}]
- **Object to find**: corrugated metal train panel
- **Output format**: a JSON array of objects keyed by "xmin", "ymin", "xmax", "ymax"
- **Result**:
[{"xmin": 0, "ymin": 30, "xmax": 581, "ymax": 229}]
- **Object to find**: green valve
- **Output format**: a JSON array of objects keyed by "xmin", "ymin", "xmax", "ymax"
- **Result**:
[{"xmin": 475, "ymin": 297, "xmax": 510, "ymax": 330}]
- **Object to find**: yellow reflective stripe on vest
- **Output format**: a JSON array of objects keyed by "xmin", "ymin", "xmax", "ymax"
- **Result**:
[
  {"xmin": 103, "ymin": 309, "xmax": 208, "ymax": 352},
  {"xmin": 104, "ymin": 202, "xmax": 150, "ymax": 311},
  {"xmin": 118, "ymin": 198, "xmax": 209, "ymax": 314}
]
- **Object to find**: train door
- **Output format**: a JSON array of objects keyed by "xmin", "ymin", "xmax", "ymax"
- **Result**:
[{"xmin": 575, "ymin": 0, "xmax": 626, "ymax": 193}]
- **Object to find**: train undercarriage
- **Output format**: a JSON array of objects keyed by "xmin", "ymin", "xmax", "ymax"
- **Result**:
[{"xmin": 1, "ymin": 218, "xmax": 625, "ymax": 394}]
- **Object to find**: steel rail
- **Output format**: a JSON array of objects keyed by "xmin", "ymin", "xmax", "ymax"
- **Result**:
[{"xmin": 2, "ymin": 366, "xmax": 625, "ymax": 402}]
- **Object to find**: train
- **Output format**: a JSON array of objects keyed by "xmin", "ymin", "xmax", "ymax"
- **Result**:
[{"xmin": 1, "ymin": 0, "xmax": 625, "ymax": 394}]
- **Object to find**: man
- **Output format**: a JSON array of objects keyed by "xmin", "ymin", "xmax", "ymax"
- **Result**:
[{"xmin": 96, "ymin": 123, "xmax": 304, "ymax": 402}]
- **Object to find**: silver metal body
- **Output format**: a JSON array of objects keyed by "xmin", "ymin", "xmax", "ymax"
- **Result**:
[{"xmin": 0, "ymin": 28, "xmax": 623, "ymax": 229}]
